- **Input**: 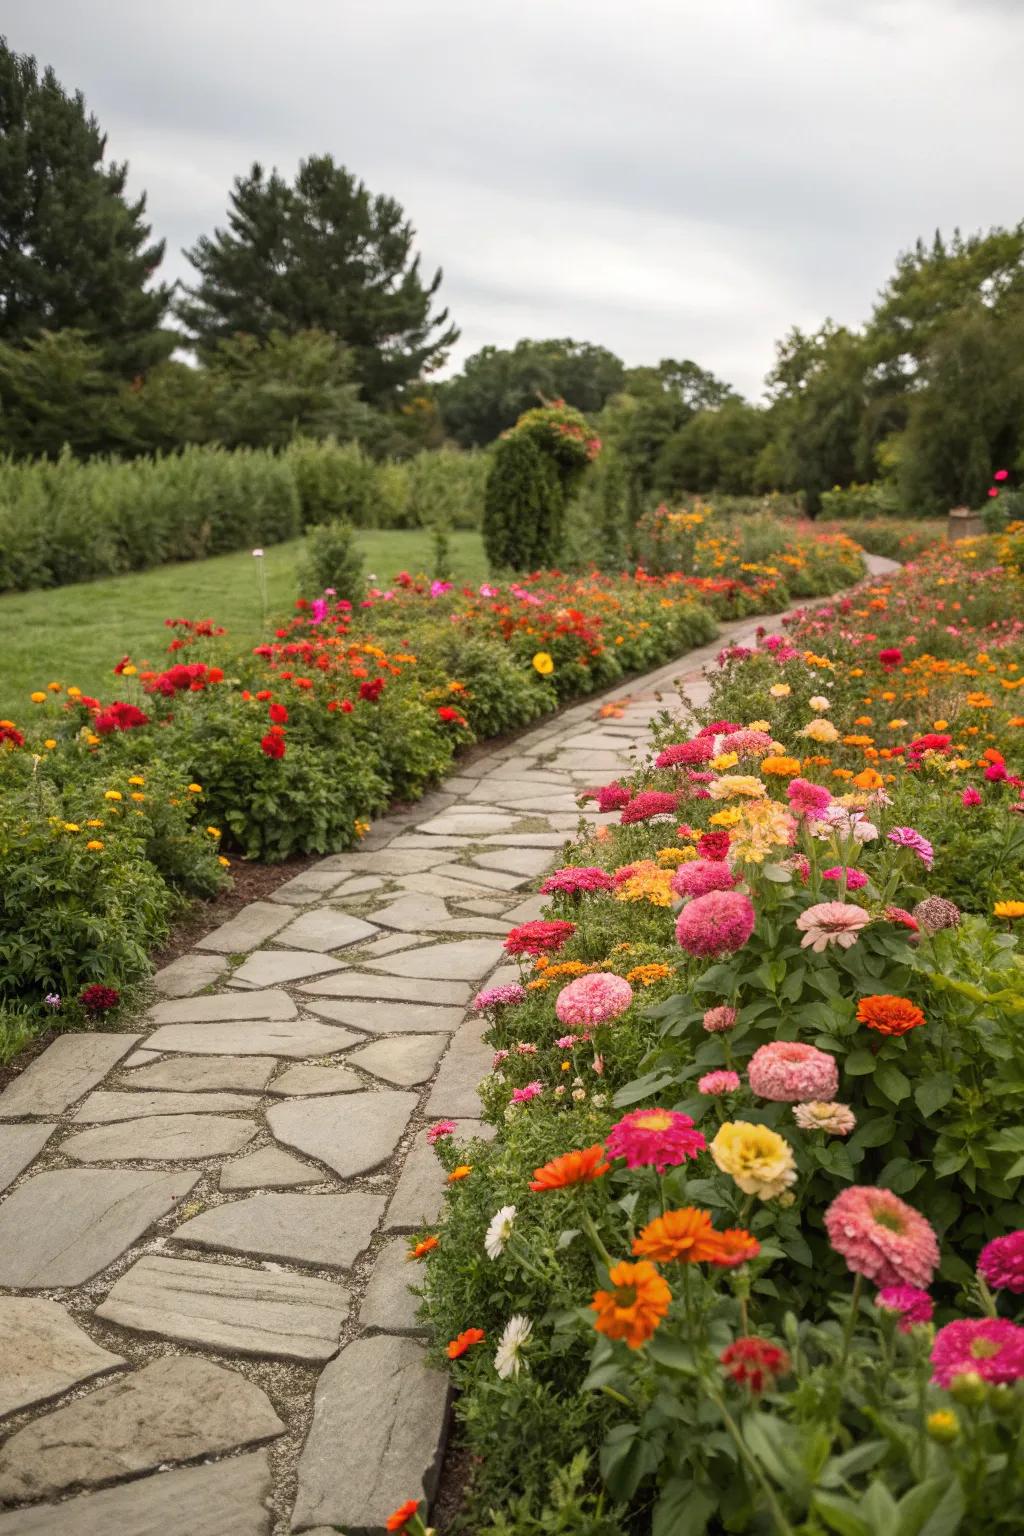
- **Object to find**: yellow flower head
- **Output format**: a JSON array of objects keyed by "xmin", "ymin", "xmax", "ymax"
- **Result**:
[
  {"xmin": 655, "ymin": 845, "xmax": 697, "ymax": 866},
  {"xmin": 218, "ymin": 855, "xmax": 231, "ymax": 868},
  {"xmin": 85, "ymin": 839, "xmax": 104, "ymax": 851},
  {"xmin": 799, "ymin": 719, "xmax": 840, "ymax": 744},
  {"xmin": 30, "ymin": 692, "xmax": 46, "ymax": 704},
  {"xmin": 708, "ymin": 774, "xmax": 767, "ymax": 802},
  {"xmin": 746, "ymin": 719, "xmax": 771, "ymax": 733},
  {"xmin": 532, "ymin": 651, "xmax": 555, "ymax": 676},
  {"xmin": 994, "ymin": 901, "xmax": 1024, "ymax": 919},
  {"xmin": 809, "ymin": 696, "xmax": 831, "ymax": 712},
  {"xmin": 709, "ymin": 751, "xmax": 739, "ymax": 772},
  {"xmin": 730, "ymin": 799, "xmax": 797, "ymax": 865},
  {"xmin": 67, "ymin": 686, "xmax": 81, "ymax": 698},
  {"xmin": 760, "ymin": 755, "xmax": 801, "ymax": 777},
  {"xmin": 710, "ymin": 1121, "xmax": 797, "ymax": 1201},
  {"xmin": 104, "ymin": 790, "xmax": 122, "ymax": 801},
  {"xmin": 206, "ymin": 826, "xmax": 221, "ymax": 839},
  {"xmin": 131, "ymin": 792, "xmax": 145, "ymax": 802},
  {"xmin": 128, "ymin": 775, "xmax": 145, "ymax": 786},
  {"xmin": 44, "ymin": 739, "xmax": 57, "ymax": 750},
  {"xmin": 187, "ymin": 783, "xmax": 203, "ymax": 793},
  {"xmin": 47, "ymin": 682, "xmax": 61, "ymax": 692},
  {"xmin": 63, "ymin": 822, "xmax": 80, "ymax": 833},
  {"xmin": 709, "ymin": 806, "xmax": 743, "ymax": 827},
  {"xmin": 768, "ymin": 683, "xmax": 791, "ymax": 699}
]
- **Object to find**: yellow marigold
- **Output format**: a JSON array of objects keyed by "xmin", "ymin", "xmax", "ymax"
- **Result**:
[
  {"xmin": 63, "ymin": 822, "xmax": 80, "ymax": 832},
  {"xmin": 625, "ymin": 963, "xmax": 673, "ymax": 986},
  {"xmin": 121, "ymin": 664, "xmax": 137, "ymax": 676},
  {"xmin": 104, "ymin": 790, "xmax": 122, "ymax": 802},
  {"xmin": 853, "ymin": 768, "xmax": 883, "ymax": 790},
  {"xmin": 542, "ymin": 961, "xmax": 596, "ymax": 978},
  {"xmin": 206, "ymin": 826, "xmax": 221, "ymax": 838},
  {"xmin": 708, "ymin": 774, "xmax": 767, "ymax": 801},
  {"xmin": 842, "ymin": 734, "xmax": 875, "ymax": 747},
  {"xmin": 768, "ymin": 683, "xmax": 791, "ymax": 698},
  {"xmin": 44, "ymin": 739, "xmax": 57, "ymax": 750},
  {"xmin": 730, "ymin": 799, "xmax": 797, "ymax": 865},
  {"xmin": 30, "ymin": 691, "xmax": 46, "ymax": 704},
  {"xmin": 831, "ymin": 768, "xmax": 854, "ymax": 780},
  {"xmin": 966, "ymin": 693, "xmax": 993, "ymax": 708},
  {"xmin": 84, "ymin": 732, "xmax": 100, "ymax": 746},
  {"xmin": 85, "ymin": 839, "xmax": 104, "ymax": 851},
  {"xmin": 613, "ymin": 861, "xmax": 675, "ymax": 907},
  {"xmin": 526, "ymin": 978, "xmax": 550, "ymax": 991},
  {"xmin": 994, "ymin": 901, "xmax": 1024, "ymax": 919},
  {"xmin": 853, "ymin": 715, "xmax": 873, "ymax": 726},
  {"xmin": 218, "ymin": 855, "xmax": 231, "ymax": 867},
  {"xmin": 799, "ymin": 719, "xmax": 840, "ymax": 743},
  {"xmin": 131, "ymin": 792, "xmax": 145, "ymax": 802},
  {"xmin": 532, "ymin": 651, "xmax": 554, "ymax": 676},
  {"xmin": 187, "ymin": 783, "xmax": 203, "ymax": 793},
  {"xmin": 760, "ymin": 755, "xmax": 801, "ymax": 776},
  {"xmin": 887, "ymin": 718, "xmax": 909, "ymax": 729},
  {"xmin": 746, "ymin": 719, "xmax": 771, "ymax": 732},
  {"xmin": 67, "ymin": 686, "xmax": 81, "ymax": 698},
  {"xmin": 709, "ymin": 751, "xmax": 739, "ymax": 771},
  {"xmin": 128, "ymin": 775, "xmax": 145, "ymax": 786},
  {"xmin": 709, "ymin": 806, "xmax": 743, "ymax": 827},
  {"xmin": 710, "ymin": 1121, "xmax": 797, "ymax": 1201},
  {"xmin": 655, "ymin": 846, "xmax": 697, "ymax": 866},
  {"xmin": 1010, "ymin": 717, "xmax": 1024, "ymax": 727}
]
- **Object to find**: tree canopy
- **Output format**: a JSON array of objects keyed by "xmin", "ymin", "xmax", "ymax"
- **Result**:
[{"xmin": 437, "ymin": 338, "xmax": 626, "ymax": 447}]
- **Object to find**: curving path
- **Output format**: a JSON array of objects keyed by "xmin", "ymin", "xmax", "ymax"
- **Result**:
[{"xmin": 0, "ymin": 556, "xmax": 899, "ymax": 1536}]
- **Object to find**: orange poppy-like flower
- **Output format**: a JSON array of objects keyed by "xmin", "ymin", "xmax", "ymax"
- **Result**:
[
  {"xmin": 853, "ymin": 768, "xmax": 883, "ymax": 790},
  {"xmin": 447, "ymin": 1165, "xmax": 472, "ymax": 1183},
  {"xmin": 447, "ymin": 1327, "xmax": 486, "ymax": 1359},
  {"xmin": 856, "ymin": 994, "xmax": 925, "ymax": 1037},
  {"xmin": 529, "ymin": 1143, "xmax": 610, "ymax": 1192},
  {"xmin": 386, "ymin": 1499, "xmax": 421, "ymax": 1532},
  {"xmin": 631, "ymin": 1207, "xmax": 722, "ymax": 1264},
  {"xmin": 708, "ymin": 1227, "xmax": 762, "ymax": 1268},
  {"xmin": 408, "ymin": 1236, "xmax": 439, "ymax": 1260},
  {"xmin": 591, "ymin": 1260, "xmax": 671, "ymax": 1347}
]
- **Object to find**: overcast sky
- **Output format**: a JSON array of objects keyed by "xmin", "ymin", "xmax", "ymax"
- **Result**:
[{"xmin": 5, "ymin": 0, "xmax": 1023, "ymax": 397}]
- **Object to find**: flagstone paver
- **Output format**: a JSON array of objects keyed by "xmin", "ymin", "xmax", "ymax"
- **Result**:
[{"xmin": 0, "ymin": 568, "xmax": 900, "ymax": 1534}]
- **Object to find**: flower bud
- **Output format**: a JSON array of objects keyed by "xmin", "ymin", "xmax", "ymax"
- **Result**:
[
  {"xmin": 926, "ymin": 1410, "xmax": 960, "ymax": 1443},
  {"xmin": 949, "ymin": 1371, "xmax": 988, "ymax": 1407}
]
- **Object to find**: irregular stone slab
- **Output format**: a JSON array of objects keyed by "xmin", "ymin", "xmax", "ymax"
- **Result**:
[
  {"xmin": 550, "ymin": 749, "xmax": 631, "ymax": 772},
  {"xmin": 171, "ymin": 1192, "xmax": 385, "ymax": 1269},
  {"xmin": 0, "ymin": 1449, "xmax": 272, "ymax": 1535},
  {"xmin": 428, "ymin": 916, "xmax": 513, "ymax": 936},
  {"xmin": 122, "ymin": 1049, "xmax": 160, "ymax": 1067},
  {"xmin": 425, "ymin": 1020, "xmax": 492, "ymax": 1119},
  {"xmin": 62, "ymin": 1114, "xmax": 256, "ymax": 1164},
  {"xmin": 267, "ymin": 1064, "xmax": 361, "ymax": 1095},
  {"xmin": 230, "ymin": 949, "xmax": 345, "ymax": 988},
  {"xmin": 454, "ymin": 896, "xmax": 514, "ymax": 915},
  {"xmin": 291, "ymin": 1335, "xmax": 449, "ymax": 1533},
  {"xmin": 300, "ymin": 974, "xmax": 470, "ymax": 1005},
  {"xmin": 318, "ymin": 849, "xmax": 442, "ymax": 874},
  {"xmin": 97, "ymin": 1254, "xmax": 347, "ymax": 1360},
  {"xmin": 275, "ymin": 908, "xmax": 378, "ymax": 953},
  {"xmin": 492, "ymin": 794, "xmax": 582, "ymax": 814},
  {"xmin": 148, "ymin": 989, "xmax": 295, "ymax": 1024},
  {"xmin": 304, "ymin": 998, "xmax": 463, "ymax": 1035},
  {"xmin": 348, "ymin": 1034, "xmax": 447, "ymax": 1088},
  {"xmin": 333, "ymin": 873, "xmax": 386, "ymax": 895},
  {"xmin": 194, "ymin": 900, "xmax": 294, "ymax": 953},
  {"xmin": 150, "ymin": 952, "xmax": 227, "ymax": 997},
  {"xmin": 266, "ymin": 870, "xmax": 351, "ymax": 906},
  {"xmin": 397, "ymin": 870, "xmax": 503, "ymax": 900},
  {"xmin": 473, "ymin": 847, "xmax": 555, "ymax": 877},
  {"xmin": 359, "ymin": 1238, "xmax": 425, "ymax": 1334},
  {"xmin": 0, "ymin": 1299, "xmax": 126, "ymax": 1419},
  {"xmin": 145, "ymin": 1018, "xmax": 361, "ymax": 1058},
  {"xmin": 503, "ymin": 893, "xmax": 549, "ymax": 923},
  {"xmin": 73, "ymin": 1090, "xmax": 256, "ymax": 1122},
  {"xmin": 484, "ymin": 962, "xmax": 526, "ymax": 989},
  {"xmin": 220, "ymin": 1147, "xmax": 322, "ymax": 1191},
  {"xmin": 0, "ymin": 1355, "xmax": 284, "ymax": 1503},
  {"xmin": 417, "ymin": 811, "xmax": 516, "ymax": 836},
  {"xmin": 358, "ymin": 931, "xmax": 424, "ymax": 958},
  {"xmin": 385, "ymin": 1120, "xmax": 494, "ymax": 1231},
  {"xmin": 432, "ymin": 863, "xmax": 527, "ymax": 892},
  {"xmin": 121, "ymin": 1055, "xmax": 277, "ymax": 1093},
  {"xmin": 0, "ymin": 1034, "xmax": 140, "ymax": 1120},
  {"xmin": 388, "ymin": 834, "xmax": 472, "ymax": 850},
  {"xmin": 481, "ymin": 831, "xmax": 570, "ymax": 848},
  {"xmin": 371, "ymin": 894, "xmax": 451, "ymax": 932},
  {"xmin": 269, "ymin": 1091, "xmax": 415, "ymax": 1178},
  {"xmin": 0, "ymin": 1169, "xmax": 199, "ymax": 1287},
  {"xmin": 366, "ymin": 937, "xmax": 504, "ymax": 981},
  {"xmin": 0, "ymin": 1123, "xmax": 53, "ymax": 1193}
]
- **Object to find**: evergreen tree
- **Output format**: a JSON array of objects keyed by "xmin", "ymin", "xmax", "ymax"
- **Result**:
[
  {"xmin": 483, "ymin": 431, "xmax": 564, "ymax": 571},
  {"xmin": 177, "ymin": 156, "xmax": 458, "ymax": 405},
  {"xmin": 0, "ymin": 37, "xmax": 171, "ymax": 376}
]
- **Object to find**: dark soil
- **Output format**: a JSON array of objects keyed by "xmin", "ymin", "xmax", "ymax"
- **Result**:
[
  {"xmin": 148, "ymin": 852, "xmax": 319, "ymax": 971},
  {"xmin": 433, "ymin": 1431, "xmax": 477, "ymax": 1533}
]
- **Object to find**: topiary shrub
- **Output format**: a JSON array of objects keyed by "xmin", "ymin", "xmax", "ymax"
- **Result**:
[
  {"xmin": 483, "ymin": 400, "xmax": 599, "ymax": 571},
  {"xmin": 297, "ymin": 518, "xmax": 365, "ymax": 603}
]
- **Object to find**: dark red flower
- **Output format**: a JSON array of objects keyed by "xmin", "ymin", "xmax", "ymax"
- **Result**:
[
  {"xmin": 94, "ymin": 702, "xmax": 150, "ymax": 735},
  {"xmin": 908, "ymin": 733, "xmax": 951, "ymax": 756},
  {"xmin": 437, "ymin": 706, "xmax": 467, "ymax": 725},
  {"xmin": 0, "ymin": 724, "xmax": 25, "ymax": 748},
  {"xmin": 359, "ymin": 679, "xmax": 385, "ymax": 703},
  {"xmin": 620, "ymin": 790, "xmax": 678, "ymax": 825},
  {"xmin": 269, "ymin": 703, "xmax": 288, "ymax": 724},
  {"xmin": 878, "ymin": 648, "xmax": 903, "ymax": 669},
  {"xmin": 656, "ymin": 739, "xmax": 716, "ymax": 768},
  {"xmin": 697, "ymin": 830, "xmax": 732, "ymax": 862},
  {"xmin": 720, "ymin": 1336, "xmax": 790, "ymax": 1394},
  {"xmin": 79, "ymin": 984, "xmax": 121, "ymax": 1015},
  {"xmin": 261, "ymin": 730, "xmax": 287, "ymax": 759},
  {"xmin": 580, "ymin": 782, "xmax": 632, "ymax": 812}
]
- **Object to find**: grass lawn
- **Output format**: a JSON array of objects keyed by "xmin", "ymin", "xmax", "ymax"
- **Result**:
[{"xmin": 0, "ymin": 529, "xmax": 488, "ymax": 716}]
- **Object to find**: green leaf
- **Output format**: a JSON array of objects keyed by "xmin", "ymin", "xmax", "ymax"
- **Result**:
[
  {"xmin": 849, "ymin": 1115, "xmax": 895, "ymax": 1150},
  {"xmin": 813, "ymin": 1493, "xmax": 872, "ymax": 1536},
  {"xmin": 612, "ymin": 1070, "xmax": 679, "ymax": 1108},
  {"xmin": 647, "ymin": 1333, "xmax": 698, "ymax": 1372},
  {"xmin": 844, "ymin": 1048, "xmax": 877, "ymax": 1076},
  {"xmin": 653, "ymin": 1480, "xmax": 717, "ymax": 1536},
  {"xmin": 897, "ymin": 1478, "xmax": 965, "ymax": 1536},
  {"xmin": 875, "ymin": 1062, "xmax": 911, "ymax": 1104},
  {"xmin": 914, "ymin": 1073, "xmax": 954, "ymax": 1118}
]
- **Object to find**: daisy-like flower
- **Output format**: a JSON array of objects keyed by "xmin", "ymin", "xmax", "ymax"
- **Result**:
[
  {"xmin": 711, "ymin": 1121, "xmax": 797, "ymax": 1201},
  {"xmin": 631, "ymin": 1207, "xmax": 722, "ymax": 1263},
  {"xmin": 591, "ymin": 1260, "xmax": 671, "ymax": 1347},
  {"xmin": 856, "ymin": 994, "xmax": 925, "ymax": 1038},
  {"xmin": 930, "ymin": 1318, "xmax": 1024, "ymax": 1388},
  {"xmin": 447, "ymin": 1327, "xmax": 486, "ymax": 1359},
  {"xmin": 530, "ymin": 1144, "xmax": 609, "ymax": 1191},
  {"xmin": 793, "ymin": 1101, "xmax": 856, "ymax": 1136},
  {"xmin": 994, "ymin": 900, "xmax": 1024, "ymax": 919},
  {"xmin": 825, "ymin": 1186, "xmax": 939, "ymax": 1289},
  {"xmin": 484, "ymin": 1205, "xmax": 517, "ymax": 1260},
  {"xmin": 494, "ymin": 1314, "xmax": 533, "ymax": 1379},
  {"xmin": 876, "ymin": 1285, "xmax": 934, "ymax": 1333},
  {"xmin": 795, "ymin": 901, "xmax": 869, "ymax": 952},
  {"xmin": 606, "ymin": 1108, "xmax": 706, "ymax": 1173}
]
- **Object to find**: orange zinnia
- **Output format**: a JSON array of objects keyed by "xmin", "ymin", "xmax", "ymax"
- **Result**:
[
  {"xmin": 447, "ymin": 1327, "xmax": 486, "ymax": 1359},
  {"xmin": 386, "ymin": 1499, "xmax": 421, "ymax": 1532},
  {"xmin": 447, "ymin": 1165, "xmax": 472, "ymax": 1183},
  {"xmin": 408, "ymin": 1235, "xmax": 439, "ymax": 1259},
  {"xmin": 591, "ymin": 1260, "xmax": 671, "ymax": 1347},
  {"xmin": 631, "ymin": 1207, "xmax": 722, "ymax": 1264},
  {"xmin": 856, "ymin": 994, "xmax": 925, "ymax": 1037},
  {"xmin": 707, "ymin": 1227, "xmax": 761, "ymax": 1268},
  {"xmin": 529, "ymin": 1143, "xmax": 610, "ymax": 1192}
]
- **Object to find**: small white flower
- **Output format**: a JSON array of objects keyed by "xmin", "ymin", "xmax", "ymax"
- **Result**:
[
  {"xmin": 809, "ymin": 695, "xmax": 831, "ymax": 712},
  {"xmin": 484, "ymin": 1204, "xmax": 516, "ymax": 1261},
  {"xmin": 494, "ymin": 1313, "xmax": 533, "ymax": 1379},
  {"xmin": 251, "ymin": 547, "xmax": 264, "ymax": 558}
]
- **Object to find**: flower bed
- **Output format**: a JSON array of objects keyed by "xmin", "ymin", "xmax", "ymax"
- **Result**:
[{"xmin": 415, "ymin": 534, "xmax": 1024, "ymax": 1534}]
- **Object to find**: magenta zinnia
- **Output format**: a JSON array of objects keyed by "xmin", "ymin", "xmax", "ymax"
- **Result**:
[
  {"xmin": 606, "ymin": 1108, "xmax": 706, "ymax": 1173},
  {"xmin": 472, "ymin": 984, "xmax": 526, "ymax": 1012},
  {"xmin": 554, "ymin": 972, "xmax": 633, "ymax": 1029},
  {"xmin": 825, "ymin": 1186, "xmax": 939, "ymax": 1289},
  {"xmin": 977, "ymin": 1230, "xmax": 1024, "ymax": 1294},
  {"xmin": 540, "ymin": 866, "xmax": 615, "ymax": 896},
  {"xmin": 620, "ymin": 790, "xmax": 679, "ymax": 825},
  {"xmin": 676, "ymin": 889, "xmax": 755, "ymax": 957},
  {"xmin": 669, "ymin": 859, "xmax": 738, "ymax": 900},
  {"xmin": 887, "ymin": 826, "xmax": 934, "ymax": 870},
  {"xmin": 786, "ymin": 777, "xmax": 831, "ymax": 819},
  {"xmin": 876, "ymin": 1285, "xmax": 934, "ymax": 1333},
  {"xmin": 655, "ymin": 738, "xmax": 716, "ymax": 768},
  {"xmin": 747, "ymin": 1041, "xmax": 838, "ymax": 1103},
  {"xmin": 931, "ymin": 1318, "xmax": 1024, "ymax": 1388}
]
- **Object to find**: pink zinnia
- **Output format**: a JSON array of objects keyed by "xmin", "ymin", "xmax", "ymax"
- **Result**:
[
  {"xmin": 605, "ymin": 1107, "xmax": 706, "ymax": 1173},
  {"xmin": 725, "ymin": 729, "xmax": 774, "ymax": 759},
  {"xmin": 825, "ymin": 1186, "xmax": 940, "ymax": 1289},
  {"xmin": 977, "ymin": 1231, "xmax": 1024, "ymax": 1294},
  {"xmin": 580, "ymin": 782, "xmax": 632, "ymax": 812},
  {"xmin": 698, "ymin": 1069, "xmax": 741, "ymax": 1096},
  {"xmin": 555, "ymin": 972, "xmax": 633, "ymax": 1029},
  {"xmin": 540, "ymin": 866, "xmax": 615, "ymax": 896},
  {"xmin": 670, "ymin": 859, "xmax": 738, "ymax": 900},
  {"xmin": 655, "ymin": 739, "xmax": 715, "ymax": 768},
  {"xmin": 786, "ymin": 778, "xmax": 831, "ymax": 819},
  {"xmin": 676, "ymin": 890, "xmax": 755, "ymax": 957},
  {"xmin": 876, "ymin": 1285, "xmax": 934, "ymax": 1334},
  {"xmin": 747, "ymin": 1041, "xmax": 838, "ymax": 1103},
  {"xmin": 512, "ymin": 1081, "xmax": 543, "ymax": 1103},
  {"xmin": 620, "ymin": 790, "xmax": 679, "ymax": 825},
  {"xmin": 962, "ymin": 786, "xmax": 982, "ymax": 808},
  {"xmin": 703, "ymin": 1005, "xmax": 738, "ymax": 1033},
  {"xmin": 887, "ymin": 826, "xmax": 934, "ymax": 870},
  {"xmin": 796, "ymin": 901, "xmax": 869, "ymax": 952},
  {"xmin": 555, "ymin": 1033, "xmax": 580, "ymax": 1048},
  {"xmin": 504, "ymin": 920, "xmax": 576, "ymax": 957},
  {"xmin": 427, "ymin": 1120, "xmax": 457, "ymax": 1145},
  {"xmin": 931, "ymin": 1318, "xmax": 1024, "ymax": 1388},
  {"xmin": 491, "ymin": 1049, "xmax": 509, "ymax": 1067},
  {"xmin": 473, "ymin": 984, "xmax": 527, "ymax": 1011},
  {"xmin": 822, "ymin": 866, "xmax": 868, "ymax": 891}
]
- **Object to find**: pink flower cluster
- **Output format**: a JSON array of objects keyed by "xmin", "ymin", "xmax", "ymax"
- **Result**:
[
  {"xmin": 876, "ymin": 1285, "xmax": 934, "ymax": 1333},
  {"xmin": 605, "ymin": 1107, "xmax": 706, "ymax": 1173},
  {"xmin": 931, "ymin": 1318, "xmax": 1024, "ymax": 1387},
  {"xmin": 511, "ymin": 1081, "xmax": 544, "ymax": 1103},
  {"xmin": 554, "ymin": 972, "xmax": 633, "ymax": 1029},
  {"xmin": 655, "ymin": 739, "xmax": 715, "ymax": 768},
  {"xmin": 825, "ymin": 1186, "xmax": 940, "ymax": 1289},
  {"xmin": 786, "ymin": 778, "xmax": 831, "ymax": 819},
  {"xmin": 670, "ymin": 859, "xmax": 738, "ymax": 900},
  {"xmin": 822, "ymin": 866, "xmax": 868, "ymax": 891},
  {"xmin": 703, "ymin": 1004, "xmax": 738, "ymax": 1033},
  {"xmin": 426, "ymin": 1120, "xmax": 457, "ymax": 1144},
  {"xmin": 675, "ymin": 889, "xmax": 755, "ymax": 957},
  {"xmin": 581, "ymin": 782, "xmax": 632, "ymax": 812},
  {"xmin": 887, "ymin": 826, "xmax": 934, "ymax": 869},
  {"xmin": 977, "ymin": 1230, "xmax": 1024, "ymax": 1294},
  {"xmin": 473, "ymin": 984, "xmax": 526, "ymax": 1012},
  {"xmin": 620, "ymin": 790, "xmax": 679, "ymax": 824},
  {"xmin": 504, "ymin": 920, "xmax": 576, "ymax": 957},
  {"xmin": 698, "ymin": 1070, "xmax": 741, "ymax": 1096},
  {"xmin": 725, "ymin": 728, "xmax": 775, "ymax": 758},
  {"xmin": 540, "ymin": 866, "xmax": 615, "ymax": 896},
  {"xmin": 748, "ymin": 1041, "xmax": 838, "ymax": 1103}
]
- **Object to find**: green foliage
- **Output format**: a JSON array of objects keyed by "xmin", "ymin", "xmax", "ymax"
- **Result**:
[
  {"xmin": 438, "ymin": 338, "xmax": 626, "ymax": 448},
  {"xmin": 655, "ymin": 399, "xmax": 769, "ymax": 498},
  {"xmin": 0, "ymin": 38, "xmax": 171, "ymax": 377},
  {"xmin": 296, "ymin": 519, "xmax": 365, "ymax": 604},
  {"xmin": 484, "ymin": 430, "xmax": 565, "ymax": 572},
  {"xmin": 0, "ymin": 330, "xmax": 126, "ymax": 458},
  {"xmin": 204, "ymin": 330, "xmax": 369, "ymax": 449},
  {"xmin": 177, "ymin": 154, "xmax": 458, "ymax": 404}
]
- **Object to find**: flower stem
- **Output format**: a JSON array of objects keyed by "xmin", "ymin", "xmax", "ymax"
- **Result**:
[{"xmin": 839, "ymin": 1273, "xmax": 863, "ymax": 1371}]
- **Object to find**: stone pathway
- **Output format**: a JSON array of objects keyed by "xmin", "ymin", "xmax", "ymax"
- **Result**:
[{"xmin": 0, "ymin": 560, "xmax": 898, "ymax": 1535}]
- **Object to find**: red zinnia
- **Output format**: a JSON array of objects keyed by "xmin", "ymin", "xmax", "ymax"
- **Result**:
[
  {"xmin": 878, "ymin": 648, "xmax": 903, "ymax": 669},
  {"xmin": 261, "ymin": 730, "xmax": 286, "ymax": 759},
  {"xmin": 720, "ymin": 1336, "xmax": 790, "ymax": 1394},
  {"xmin": 504, "ymin": 920, "xmax": 576, "ymax": 957},
  {"xmin": 447, "ymin": 1327, "xmax": 486, "ymax": 1359},
  {"xmin": 268, "ymin": 702, "xmax": 288, "ymax": 724},
  {"xmin": 386, "ymin": 1500, "xmax": 421, "ymax": 1533},
  {"xmin": 359, "ymin": 678, "xmax": 385, "ymax": 703},
  {"xmin": 697, "ymin": 829, "xmax": 731, "ymax": 862},
  {"xmin": 620, "ymin": 790, "xmax": 678, "ymax": 825},
  {"xmin": 0, "ymin": 724, "xmax": 25, "ymax": 748},
  {"xmin": 79, "ymin": 984, "xmax": 121, "ymax": 1014}
]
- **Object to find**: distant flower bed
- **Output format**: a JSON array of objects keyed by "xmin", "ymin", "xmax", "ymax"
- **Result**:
[{"xmin": 415, "ymin": 534, "xmax": 1024, "ymax": 1533}]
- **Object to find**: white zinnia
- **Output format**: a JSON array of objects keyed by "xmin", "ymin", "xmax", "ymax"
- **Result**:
[
  {"xmin": 809, "ymin": 696, "xmax": 831, "ymax": 712},
  {"xmin": 484, "ymin": 1204, "xmax": 516, "ymax": 1261},
  {"xmin": 494, "ymin": 1314, "xmax": 533, "ymax": 1379}
]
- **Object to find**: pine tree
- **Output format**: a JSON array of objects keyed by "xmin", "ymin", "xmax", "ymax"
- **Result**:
[
  {"xmin": 483, "ymin": 432, "xmax": 564, "ymax": 572},
  {"xmin": 0, "ymin": 37, "xmax": 171, "ymax": 376},
  {"xmin": 177, "ymin": 156, "xmax": 458, "ymax": 405}
]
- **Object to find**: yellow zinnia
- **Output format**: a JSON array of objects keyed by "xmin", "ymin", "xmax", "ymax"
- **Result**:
[
  {"xmin": 799, "ymin": 719, "xmax": 839, "ymax": 744},
  {"xmin": 994, "ymin": 901, "xmax": 1024, "ymax": 919},
  {"xmin": 707, "ymin": 774, "xmax": 767, "ymax": 801},
  {"xmin": 710, "ymin": 1121, "xmax": 797, "ymax": 1201},
  {"xmin": 104, "ymin": 790, "xmax": 122, "ymax": 801},
  {"xmin": 30, "ymin": 692, "xmax": 46, "ymax": 704},
  {"xmin": 85, "ymin": 839, "xmax": 104, "ymax": 851},
  {"xmin": 532, "ymin": 651, "xmax": 554, "ymax": 676},
  {"xmin": 768, "ymin": 683, "xmax": 791, "ymax": 699}
]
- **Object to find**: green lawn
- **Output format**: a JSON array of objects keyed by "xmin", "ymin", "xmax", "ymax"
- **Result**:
[{"xmin": 0, "ymin": 529, "xmax": 488, "ymax": 716}]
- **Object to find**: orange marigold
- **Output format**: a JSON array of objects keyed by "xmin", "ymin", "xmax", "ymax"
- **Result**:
[
  {"xmin": 632, "ymin": 1207, "xmax": 722, "ymax": 1264},
  {"xmin": 408, "ymin": 1235, "xmax": 439, "ymax": 1259},
  {"xmin": 592, "ymin": 1259, "xmax": 671, "ymax": 1347},
  {"xmin": 530, "ymin": 1143, "xmax": 610, "ymax": 1192},
  {"xmin": 447, "ymin": 1165, "xmax": 472, "ymax": 1183},
  {"xmin": 760, "ymin": 755, "xmax": 802, "ymax": 776},
  {"xmin": 447, "ymin": 1327, "xmax": 486, "ymax": 1359},
  {"xmin": 856, "ymin": 994, "xmax": 926, "ymax": 1037}
]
